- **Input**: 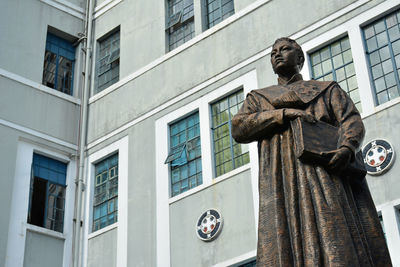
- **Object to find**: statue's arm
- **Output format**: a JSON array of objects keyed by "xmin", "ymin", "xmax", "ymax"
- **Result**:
[
  {"xmin": 330, "ymin": 83, "xmax": 365, "ymax": 156},
  {"xmin": 232, "ymin": 92, "xmax": 285, "ymax": 143}
]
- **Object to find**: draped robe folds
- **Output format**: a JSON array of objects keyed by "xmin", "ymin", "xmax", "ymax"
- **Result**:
[{"xmin": 231, "ymin": 75, "xmax": 392, "ymax": 267}]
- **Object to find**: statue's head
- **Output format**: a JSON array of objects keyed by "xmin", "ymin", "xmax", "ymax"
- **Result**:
[{"xmin": 271, "ymin": 37, "xmax": 305, "ymax": 77}]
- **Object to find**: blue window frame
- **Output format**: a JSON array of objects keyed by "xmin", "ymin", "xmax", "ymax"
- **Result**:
[
  {"xmin": 205, "ymin": 0, "xmax": 234, "ymax": 28},
  {"xmin": 42, "ymin": 33, "xmax": 75, "ymax": 95},
  {"xmin": 211, "ymin": 90, "xmax": 249, "ymax": 177},
  {"xmin": 96, "ymin": 29, "xmax": 120, "ymax": 93},
  {"xmin": 166, "ymin": 0, "xmax": 195, "ymax": 51},
  {"xmin": 93, "ymin": 153, "xmax": 118, "ymax": 231},
  {"xmin": 165, "ymin": 112, "xmax": 202, "ymax": 197},
  {"xmin": 309, "ymin": 36, "xmax": 362, "ymax": 112},
  {"xmin": 363, "ymin": 9, "xmax": 400, "ymax": 105},
  {"xmin": 28, "ymin": 153, "xmax": 67, "ymax": 233}
]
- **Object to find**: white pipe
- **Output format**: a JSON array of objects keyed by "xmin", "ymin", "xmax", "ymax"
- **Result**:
[{"xmin": 73, "ymin": 0, "xmax": 93, "ymax": 265}]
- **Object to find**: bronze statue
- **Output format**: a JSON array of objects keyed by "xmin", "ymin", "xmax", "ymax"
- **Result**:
[{"xmin": 232, "ymin": 37, "xmax": 392, "ymax": 266}]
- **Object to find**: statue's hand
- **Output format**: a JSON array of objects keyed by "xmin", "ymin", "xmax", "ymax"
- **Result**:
[
  {"xmin": 283, "ymin": 108, "xmax": 316, "ymax": 123},
  {"xmin": 327, "ymin": 146, "xmax": 352, "ymax": 172}
]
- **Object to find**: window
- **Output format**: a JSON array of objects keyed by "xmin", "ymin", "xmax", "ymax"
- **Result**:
[
  {"xmin": 309, "ymin": 36, "xmax": 362, "ymax": 111},
  {"xmin": 93, "ymin": 153, "xmax": 118, "ymax": 231},
  {"xmin": 96, "ymin": 29, "xmax": 120, "ymax": 93},
  {"xmin": 165, "ymin": 112, "xmax": 202, "ymax": 197},
  {"xmin": 42, "ymin": 33, "xmax": 75, "ymax": 95},
  {"xmin": 211, "ymin": 90, "xmax": 249, "ymax": 177},
  {"xmin": 205, "ymin": 0, "xmax": 234, "ymax": 28},
  {"xmin": 166, "ymin": 0, "xmax": 195, "ymax": 51},
  {"xmin": 363, "ymin": 9, "xmax": 400, "ymax": 105},
  {"xmin": 28, "ymin": 153, "xmax": 67, "ymax": 233}
]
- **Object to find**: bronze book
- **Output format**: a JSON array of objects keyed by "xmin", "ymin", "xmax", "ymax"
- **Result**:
[{"xmin": 290, "ymin": 117, "xmax": 366, "ymax": 179}]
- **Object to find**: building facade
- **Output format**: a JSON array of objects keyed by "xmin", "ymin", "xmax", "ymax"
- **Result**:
[{"xmin": 1, "ymin": 0, "xmax": 400, "ymax": 266}]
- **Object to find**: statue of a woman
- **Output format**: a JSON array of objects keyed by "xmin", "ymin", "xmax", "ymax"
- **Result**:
[{"xmin": 232, "ymin": 37, "xmax": 391, "ymax": 266}]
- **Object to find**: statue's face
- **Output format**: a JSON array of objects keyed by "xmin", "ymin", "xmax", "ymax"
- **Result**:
[{"xmin": 271, "ymin": 40, "xmax": 301, "ymax": 76}]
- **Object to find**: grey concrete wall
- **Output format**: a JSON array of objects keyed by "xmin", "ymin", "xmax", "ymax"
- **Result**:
[
  {"xmin": 0, "ymin": 77, "xmax": 80, "ymax": 144},
  {"xmin": 363, "ymin": 104, "xmax": 400, "ymax": 206},
  {"xmin": 87, "ymin": 228, "xmax": 117, "ymax": 267},
  {"xmin": 0, "ymin": 0, "xmax": 83, "ymax": 83},
  {"xmin": 0, "ymin": 126, "xmax": 19, "ymax": 265},
  {"xmin": 23, "ymin": 231, "xmax": 64, "ymax": 267},
  {"xmin": 169, "ymin": 170, "xmax": 256, "ymax": 266},
  {"xmin": 92, "ymin": 0, "xmax": 165, "ymax": 81},
  {"xmin": 126, "ymin": 120, "xmax": 157, "ymax": 267},
  {"xmin": 87, "ymin": 0, "xmax": 359, "ymax": 143}
]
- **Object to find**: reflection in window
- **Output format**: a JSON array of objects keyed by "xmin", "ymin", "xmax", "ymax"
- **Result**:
[
  {"xmin": 28, "ymin": 153, "xmax": 67, "ymax": 233},
  {"xmin": 165, "ymin": 112, "xmax": 202, "ymax": 197},
  {"xmin": 96, "ymin": 29, "xmax": 120, "ymax": 93},
  {"xmin": 205, "ymin": 0, "xmax": 234, "ymax": 29},
  {"xmin": 211, "ymin": 90, "xmax": 249, "ymax": 177},
  {"xmin": 42, "ymin": 33, "xmax": 75, "ymax": 95},
  {"xmin": 166, "ymin": 0, "xmax": 195, "ymax": 51},
  {"xmin": 93, "ymin": 153, "xmax": 118, "ymax": 231},
  {"xmin": 310, "ymin": 36, "xmax": 362, "ymax": 111},
  {"xmin": 363, "ymin": 9, "xmax": 400, "ymax": 105}
]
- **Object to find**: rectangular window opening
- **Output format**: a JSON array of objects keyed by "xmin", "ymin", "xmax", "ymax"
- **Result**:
[
  {"xmin": 205, "ymin": 0, "xmax": 234, "ymax": 29},
  {"xmin": 92, "ymin": 153, "xmax": 119, "ymax": 232},
  {"xmin": 28, "ymin": 153, "xmax": 67, "ymax": 233},
  {"xmin": 211, "ymin": 89, "xmax": 249, "ymax": 177},
  {"xmin": 166, "ymin": 0, "xmax": 195, "ymax": 51},
  {"xmin": 165, "ymin": 112, "xmax": 202, "ymax": 197},
  {"xmin": 96, "ymin": 29, "xmax": 120, "ymax": 94},
  {"xmin": 309, "ymin": 36, "xmax": 362, "ymax": 112},
  {"xmin": 42, "ymin": 32, "xmax": 75, "ymax": 95},
  {"xmin": 362, "ymin": 9, "xmax": 400, "ymax": 105}
]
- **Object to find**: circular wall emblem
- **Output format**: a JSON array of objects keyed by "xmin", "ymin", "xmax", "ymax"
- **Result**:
[
  {"xmin": 362, "ymin": 139, "xmax": 395, "ymax": 175},
  {"xmin": 196, "ymin": 209, "xmax": 223, "ymax": 242}
]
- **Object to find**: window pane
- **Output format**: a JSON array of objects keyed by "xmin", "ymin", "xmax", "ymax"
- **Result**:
[
  {"xmin": 211, "ymin": 90, "xmax": 247, "ymax": 177},
  {"xmin": 309, "ymin": 36, "xmax": 360, "ymax": 110},
  {"xmin": 29, "ymin": 154, "xmax": 67, "ymax": 233},
  {"xmin": 363, "ymin": 10, "xmax": 400, "ymax": 105},
  {"xmin": 168, "ymin": 113, "xmax": 202, "ymax": 197},
  {"xmin": 42, "ymin": 33, "xmax": 75, "ymax": 95},
  {"xmin": 96, "ymin": 30, "xmax": 120, "ymax": 93},
  {"xmin": 93, "ymin": 153, "xmax": 119, "ymax": 231}
]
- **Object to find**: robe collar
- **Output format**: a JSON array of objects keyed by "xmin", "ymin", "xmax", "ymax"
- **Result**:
[
  {"xmin": 277, "ymin": 73, "xmax": 303, "ymax": 85},
  {"xmin": 254, "ymin": 75, "xmax": 334, "ymax": 107}
]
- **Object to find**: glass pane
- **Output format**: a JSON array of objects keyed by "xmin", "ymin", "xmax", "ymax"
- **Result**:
[
  {"xmin": 372, "ymin": 64, "xmax": 384, "ymax": 79},
  {"xmin": 374, "ymin": 77, "xmax": 386, "ymax": 93},
  {"xmin": 376, "ymin": 32, "xmax": 388, "ymax": 47},
  {"xmin": 379, "ymin": 46, "xmax": 390, "ymax": 61},
  {"xmin": 342, "ymin": 50, "xmax": 353, "ymax": 64},
  {"xmin": 385, "ymin": 73, "xmax": 396, "ymax": 88},
  {"xmin": 331, "ymin": 41, "xmax": 341, "ymax": 56},
  {"xmin": 345, "ymin": 63, "xmax": 355, "ymax": 77},
  {"xmin": 388, "ymin": 86, "xmax": 400, "ymax": 100},
  {"xmin": 336, "ymin": 67, "xmax": 346, "ymax": 82},
  {"xmin": 366, "ymin": 37, "xmax": 378, "ymax": 52},
  {"xmin": 332, "ymin": 54, "xmax": 343, "ymax": 68},
  {"xmin": 377, "ymin": 91, "xmax": 389, "ymax": 104},
  {"xmin": 320, "ymin": 47, "xmax": 330, "ymax": 61}
]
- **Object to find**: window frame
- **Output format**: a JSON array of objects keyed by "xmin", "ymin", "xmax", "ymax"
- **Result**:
[
  {"xmin": 165, "ymin": 0, "xmax": 195, "ymax": 51},
  {"xmin": 83, "ymin": 136, "xmax": 128, "ymax": 267},
  {"xmin": 95, "ymin": 27, "xmax": 120, "ymax": 94},
  {"xmin": 210, "ymin": 89, "xmax": 250, "ymax": 177},
  {"xmin": 42, "ymin": 32, "xmax": 76, "ymax": 95},
  {"xmin": 28, "ymin": 153, "xmax": 68, "ymax": 233},
  {"xmin": 362, "ymin": 8, "xmax": 400, "ymax": 106},
  {"xmin": 92, "ymin": 153, "xmax": 119, "ymax": 232},
  {"xmin": 205, "ymin": 0, "xmax": 235, "ymax": 29},
  {"xmin": 308, "ymin": 36, "xmax": 362, "ymax": 111}
]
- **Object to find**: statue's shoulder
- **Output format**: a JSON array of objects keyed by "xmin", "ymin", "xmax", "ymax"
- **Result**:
[{"xmin": 250, "ymin": 85, "xmax": 288, "ymax": 99}]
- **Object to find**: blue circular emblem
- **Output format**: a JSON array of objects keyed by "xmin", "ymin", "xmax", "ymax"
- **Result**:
[
  {"xmin": 362, "ymin": 139, "xmax": 395, "ymax": 175},
  {"xmin": 196, "ymin": 209, "xmax": 223, "ymax": 242}
]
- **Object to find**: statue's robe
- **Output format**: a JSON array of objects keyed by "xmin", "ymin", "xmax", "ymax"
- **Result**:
[{"xmin": 232, "ymin": 74, "xmax": 391, "ymax": 267}]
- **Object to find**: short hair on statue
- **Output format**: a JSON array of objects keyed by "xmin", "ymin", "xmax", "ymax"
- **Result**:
[{"xmin": 273, "ymin": 37, "xmax": 305, "ymax": 71}]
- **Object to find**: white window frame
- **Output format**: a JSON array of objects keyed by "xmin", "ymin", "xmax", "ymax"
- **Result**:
[
  {"xmin": 300, "ymin": 0, "xmax": 400, "ymax": 119},
  {"xmin": 155, "ymin": 70, "xmax": 259, "ymax": 266},
  {"xmin": 5, "ymin": 141, "xmax": 76, "ymax": 267},
  {"xmin": 376, "ymin": 198, "xmax": 400, "ymax": 266},
  {"xmin": 82, "ymin": 136, "xmax": 128, "ymax": 267}
]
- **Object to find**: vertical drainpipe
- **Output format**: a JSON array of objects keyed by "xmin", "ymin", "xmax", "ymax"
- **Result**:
[{"xmin": 74, "ymin": 0, "xmax": 93, "ymax": 266}]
